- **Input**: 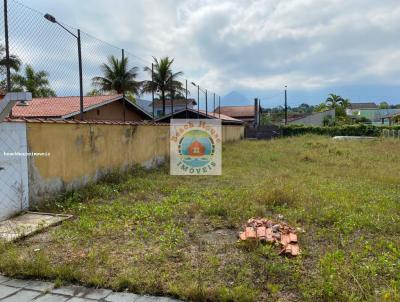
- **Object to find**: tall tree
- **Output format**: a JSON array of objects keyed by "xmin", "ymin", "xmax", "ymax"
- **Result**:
[
  {"xmin": 92, "ymin": 55, "xmax": 141, "ymax": 95},
  {"xmin": 379, "ymin": 101, "xmax": 389, "ymax": 109},
  {"xmin": 12, "ymin": 65, "xmax": 56, "ymax": 97},
  {"xmin": 325, "ymin": 94, "xmax": 344, "ymax": 109},
  {"xmin": 142, "ymin": 57, "xmax": 185, "ymax": 116}
]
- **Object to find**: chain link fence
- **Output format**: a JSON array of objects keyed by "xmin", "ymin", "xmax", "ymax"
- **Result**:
[{"xmin": 0, "ymin": 0, "xmax": 222, "ymax": 122}]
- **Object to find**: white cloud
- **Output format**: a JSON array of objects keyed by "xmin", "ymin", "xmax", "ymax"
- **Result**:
[{"xmin": 17, "ymin": 0, "xmax": 400, "ymax": 99}]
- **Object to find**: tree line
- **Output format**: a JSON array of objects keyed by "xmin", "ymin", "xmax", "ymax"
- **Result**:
[{"xmin": 0, "ymin": 44, "xmax": 186, "ymax": 116}]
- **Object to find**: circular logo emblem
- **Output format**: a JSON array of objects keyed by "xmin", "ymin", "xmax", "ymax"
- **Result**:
[{"xmin": 178, "ymin": 130, "xmax": 215, "ymax": 168}]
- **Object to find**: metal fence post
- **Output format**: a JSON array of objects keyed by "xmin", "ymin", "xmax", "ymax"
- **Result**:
[
  {"xmin": 3, "ymin": 0, "xmax": 11, "ymax": 92},
  {"xmin": 185, "ymin": 79, "xmax": 188, "ymax": 119},
  {"xmin": 77, "ymin": 29, "xmax": 84, "ymax": 120},
  {"xmin": 122, "ymin": 48, "xmax": 126, "ymax": 122},
  {"xmin": 197, "ymin": 85, "xmax": 200, "ymax": 119},
  {"xmin": 151, "ymin": 63, "xmax": 155, "ymax": 120}
]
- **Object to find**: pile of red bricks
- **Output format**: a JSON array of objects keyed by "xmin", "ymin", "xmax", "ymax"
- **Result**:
[{"xmin": 238, "ymin": 218, "xmax": 300, "ymax": 256}]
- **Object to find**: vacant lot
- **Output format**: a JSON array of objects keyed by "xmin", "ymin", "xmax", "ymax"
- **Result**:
[{"xmin": 1, "ymin": 135, "xmax": 399, "ymax": 301}]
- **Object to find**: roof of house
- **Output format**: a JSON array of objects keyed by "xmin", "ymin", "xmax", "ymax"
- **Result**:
[
  {"xmin": 382, "ymin": 110, "xmax": 400, "ymax": 119},
  {"xmin": 349, "ymin": 102, "xmax": 378, "ymax": 109},
  {"xmin": 4, "ymin": 117, "xmax": 170, "ymax": 126},
  {"xmin": 151, "ymin": 98, "xmax": 197, "ymax": 106},
  {"xmin": 286, "ymin": 109, "xmax": 335, "ymax": 123},
  {"xmin": 9, "ymin": 94, "xmax": 153, "ymax": 119},
  {"xmin": 214, "ymin": 105, "xmax": 257, "ymax": 118},
  {"xmin": 154, "ymin": 108, "xmax": 244, "ymax": 125},
  {"xmin": 135, "ymin": 98, "xmax": 152, "ymax": 113}
]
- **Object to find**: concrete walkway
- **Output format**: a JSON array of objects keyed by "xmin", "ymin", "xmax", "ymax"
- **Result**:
[{"xmin": 0, "ymin": 276, "xmax": 182, "ymax": 302}]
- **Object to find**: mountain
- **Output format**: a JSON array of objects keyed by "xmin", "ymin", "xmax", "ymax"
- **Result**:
[{"xmin": 221, "ymin": 91, "xmax": 251, "ymax": 107}]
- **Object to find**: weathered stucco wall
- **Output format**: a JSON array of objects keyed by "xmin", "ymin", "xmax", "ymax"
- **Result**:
[
  {"xmin": 26, "ymin": 122, "xmax": 244, "ymax": 204},
  {"xmin": 26, "ymin": 123, "xmax": 169, "ymax": 204}
]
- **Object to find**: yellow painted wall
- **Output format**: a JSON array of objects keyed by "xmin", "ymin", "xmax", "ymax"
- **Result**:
[{"xmin": 26, "ymin": 122, "xmax": 243, "ymax": 203}]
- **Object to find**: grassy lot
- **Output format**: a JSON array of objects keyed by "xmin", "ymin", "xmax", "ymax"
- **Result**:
[{"xmin": 1, "ymin": 135, "xmax": 400, "ymax": 301}]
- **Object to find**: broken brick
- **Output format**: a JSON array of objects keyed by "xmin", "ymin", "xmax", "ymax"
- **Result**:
[
  {"xmin": 256, "ymin": 226, "xmax": 267, "ymax": 241},
  {"xmin": 289, "ymin": 233, "xmax": 297, "ymax": 243},
  {"xmin": 238, "ymin": 217, "xmax": 300, "ymax": 256},
  {"xmin": 245, "ymin": 227, "xmax": 256, "ymax": 239}
]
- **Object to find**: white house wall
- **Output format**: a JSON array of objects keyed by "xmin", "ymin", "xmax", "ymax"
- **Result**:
[{"xmin": 0, "ymin": 122, "xmax": 29, "ymax": 221}]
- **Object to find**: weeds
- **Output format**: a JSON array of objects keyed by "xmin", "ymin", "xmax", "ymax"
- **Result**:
[{"xmin": 0, "ymin": 135, "xmax": 399, "ymax": 301}]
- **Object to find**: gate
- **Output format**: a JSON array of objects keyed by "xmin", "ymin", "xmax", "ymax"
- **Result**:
[
  {"xmin": 244, "ymin": 125, "xmax": 281, "ymax": 140},
  {"xmin": 0, "ymin": 122, "xmax": 29, "ymax": 221}
]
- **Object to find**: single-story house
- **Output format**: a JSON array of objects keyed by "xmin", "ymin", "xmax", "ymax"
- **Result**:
[
  {"xmin": 348, "ymin": 108, "xmax": 400, "ymax": 125},
  {"xmin": 154, "ymin": 108, "xmax": 244, "ymax": 125},
  {"xmin": 138, "ymin": 98, "xmax": 197, "ymax": 117},
  {"xmin": 346, "ymin": 102, "xmax": 378, "ymax": 115},
  {"xmin": 214, "ymin": 105, "xmax": 261, "ymax": 125},
  {"xmin": 381, "ymin": 111, "xmax": 400, "ymax": 125},
  {"xmin": 8, "ymin": 94, "xmax": 153, "ymax": 121}
]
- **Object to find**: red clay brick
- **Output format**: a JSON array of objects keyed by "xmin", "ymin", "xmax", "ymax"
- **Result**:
[
  {"xmin": 245, "ymin": 227, "xmax": 256, "ymax": 239},
  {"xmin": 256, "ymin": 226, "xmax": 267, "ymax": 241}
]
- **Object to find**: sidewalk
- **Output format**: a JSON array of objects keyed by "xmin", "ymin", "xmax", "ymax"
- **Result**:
[{"xmin": 0, "ymin": 276, "xmax": 181, "ymax": 302}]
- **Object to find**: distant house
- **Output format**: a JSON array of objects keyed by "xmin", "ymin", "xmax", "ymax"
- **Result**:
[
  {"xmin": 9, "ymin": 94, "xmax": 153, "ymax": 121},
  {"xmin": 347, "ymin": 108, "xmax": 400, "ymax": 125},
  {"xmin": 287, "ymin": 109, "xmax": 335, "ymax": 126},
  {"xmin": 381, "ymin": 111, "xmax": 400, "ymax": 125},
  {"xmin": 148, "ymin": 99, "xmax": 197, "ymax": 117},
  {"xmin": 155, "ymin": 108, "xmax": 244, "ymax": 125},
  {"xmin": 214, "ymin": 105, "xmax": 261, "ymax": 125},
  {"xmin": 346, "ymin": 102, "xmax": 378, "ymax": 115}
]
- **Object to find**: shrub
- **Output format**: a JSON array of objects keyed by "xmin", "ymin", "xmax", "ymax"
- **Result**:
[{"xmin": 281, "ymin": 124, "xmax": 400, "ymax": 137}]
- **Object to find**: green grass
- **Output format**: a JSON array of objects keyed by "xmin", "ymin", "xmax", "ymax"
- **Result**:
[{"xmin": 1, "ymin": 135, "xmax": 399, "ymax": 301}]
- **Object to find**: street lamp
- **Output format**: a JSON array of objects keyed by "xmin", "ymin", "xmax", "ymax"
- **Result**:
[{"xmin": 44, "ymin": 13, "xmax": 84, "ymax": 120}]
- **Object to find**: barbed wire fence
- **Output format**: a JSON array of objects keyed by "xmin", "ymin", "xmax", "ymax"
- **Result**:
[{"xmin": 0, "ymin": 0, "xmax": 223, "ymax": 122}]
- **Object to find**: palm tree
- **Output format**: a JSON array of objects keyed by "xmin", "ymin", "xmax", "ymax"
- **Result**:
[
  {"xmin": 142, "ymin": 57, "xmax": 185, "ymax": 116},
  {"xmin": 92, "ymin": 55, "xmax": 141, "ymax": 95},
  {"xmin": 325, "ymin": 94, "xmax": 344, "ymax": 109},
  {"xmin": 0, "ymin": 44, "xmax": 21, "ymax": 92},
  {"xmin": 339, "ymin": 98, "xmax": 350, "ymax": 109},
  {"xmin": 0, "ymin": 44, "xmax": 21, "ymax": 73},
  {"xmin": 12, "ymin": 65, "xmax": 56, "ymax": 97}
]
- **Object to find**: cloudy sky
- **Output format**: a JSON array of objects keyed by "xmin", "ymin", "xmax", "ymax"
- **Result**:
[{"xmin": 12, "ymin": 0, "xmax": 400, "ymax": 107}]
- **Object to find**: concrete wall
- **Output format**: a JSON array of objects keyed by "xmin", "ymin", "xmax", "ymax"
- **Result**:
[
  {"xmin": 0, "ymin": 122, "xmax": 29, "ymax": 221},
  {"xmin": 288, "ymin": 109, "xmax": 335, "ymax": 126},
  {"xmin": 26, "ymin": 122, "xmax": 244, "ymax": 204}
]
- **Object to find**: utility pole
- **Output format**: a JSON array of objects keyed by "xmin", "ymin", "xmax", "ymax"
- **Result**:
[
  {"xmin": 284, "ymin": 85, "xmax": 288, "ymax": 125},
  {"xmin": 44, "ymin": 14, "xmax": 84, "ymax": 120},
  {"xmin": 122, "ymin": 48, "xmax": 126, "ymax": 122}
]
